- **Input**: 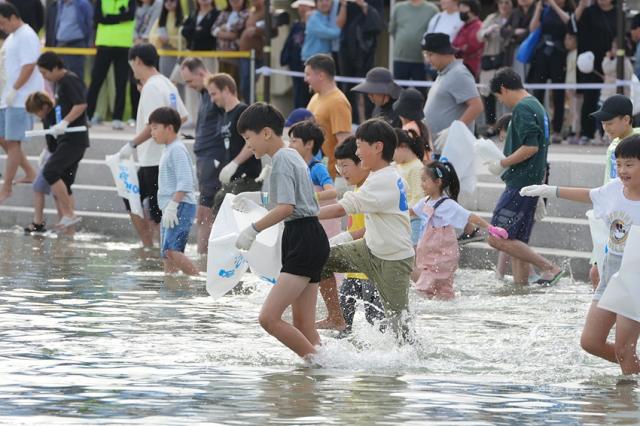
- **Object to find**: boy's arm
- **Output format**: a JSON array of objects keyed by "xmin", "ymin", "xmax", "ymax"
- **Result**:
[
  {"xmin": 254, "ymin": 204, "xmax": 294, "ymax": 232},
  {"xmin": 172, "ymin": 191, "xmax": 186, "ymax": 203},
  {"xmin": 558, "ymin": 187, "xmax": 592, "ymax": 204},
  {"xmin": 318, "ymin": 203, "xmax": 347, "ymax": 220},
  {"xmin": 317, "ymin": 184, "xmax": 338, "ymax": 201}
]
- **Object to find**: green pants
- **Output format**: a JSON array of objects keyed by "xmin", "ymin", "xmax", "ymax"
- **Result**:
[{"xmin": 321, "ymin": 239, "xmax": 414, "ymax": 339}]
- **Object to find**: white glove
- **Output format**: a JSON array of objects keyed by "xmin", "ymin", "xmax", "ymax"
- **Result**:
[
  {"xmin": 519, "ymin": 184, "xmax": 558, "ymax": 198},
  {"xmin": 51, "ymin": 120, "xmax": 69, "ymax": 136},
  {"xmin": 232, "ymin": 191, "xmax": 262, "ymax": 212},
  {"xmin": 487, "ymin": 160, "xmax": 507, "ymax": 176},
  {"xmin": 329, "ymin": 231, "xmax": 353, "ymax": 247},
  {"xmin": 255, "ymin": 164, "xmax": 272, "ymax": 183},
  {"xmin": 118, "ymin": 141, "xmax": 135, "ymax": 159},
  {"xmin": 219, "ymin": 161, "xmax": 239, "ymax": 184},
  {"xmin": 236, "ymin": 224, "xmax": 259, "ymax": 250},
  {"xmin": 5, "ymin": 87, "xmax": 17, "ymax": 107},
  {"xmin": 161, "ymin": 200, "xmax": 179, "ymax": 229}
]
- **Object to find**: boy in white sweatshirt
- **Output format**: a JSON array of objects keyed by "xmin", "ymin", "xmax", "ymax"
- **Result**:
[{"xmin": 318, "ymin": 118, "xmax": 415, "ymax": 340}]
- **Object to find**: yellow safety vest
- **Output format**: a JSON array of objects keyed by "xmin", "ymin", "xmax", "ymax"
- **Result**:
[{"xmin": 95, "ymin": 0, "xmax": 135, "ymax": 48}]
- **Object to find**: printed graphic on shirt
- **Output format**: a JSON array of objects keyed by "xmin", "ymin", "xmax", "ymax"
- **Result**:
[
  {"xmin": 397, "ymin": 178, "xmax": 408, "ymax": 211},
  {"xmin": 607, "ymin": 210, "xmax": 633, "ymax": 253}
]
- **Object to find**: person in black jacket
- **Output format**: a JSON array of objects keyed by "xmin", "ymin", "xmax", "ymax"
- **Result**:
[{"xmin": 181, "ymin": 0, "xmax": 219, "ymax": 51}]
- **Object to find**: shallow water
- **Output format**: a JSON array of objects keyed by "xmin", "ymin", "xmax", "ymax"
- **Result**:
[{"xmin": 0, "ymin": 229, "xmax": 639, "ymax": 425}]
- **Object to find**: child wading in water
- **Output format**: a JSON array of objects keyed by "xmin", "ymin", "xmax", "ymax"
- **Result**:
[
  {"xmin": 149, "ymin": 107, "xmax": 199, "ymax": 276},
  {"xmin": 394, "ymin": 128, "xmax": 426, "ymax": 247},
  {"xmin": 233, "ymin": 103, "xmax": 330, "ymax": 358},
  {"xmin": 521, "ymin": 135, "xmax": 640, "ymax": 375},
  {"xmin": 413, "ymin": 161, "xmax": 508, "ymax": 299}
]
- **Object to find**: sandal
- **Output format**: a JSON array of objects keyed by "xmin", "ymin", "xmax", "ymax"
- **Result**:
[
  {"xmin": 534, "ymin": 270, "xmax": 564, "ymax": 286},
  {"xmin": 24, "ymin": 221, "xmax": 46, "ymax": 233},
  {"xmin": 55, "ymin": 216, "xmax": 82, "ymax": 230}
]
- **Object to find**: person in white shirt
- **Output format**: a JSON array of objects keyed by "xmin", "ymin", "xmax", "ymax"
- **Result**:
[
  {"xmin": 0, "ymin": 3, "xmax": 43, "ymax": 203},
  {"xmin": 318, "ymin": 118, "xmax": 415, "ymax": 340},
  {"xmin": 520, "ymin": 135, "xmax": 640, "ymax": 375},
  {"xmin": 425, "ymin": 0, "xmax": 463, "ymax": 41},
  {"xmin": 117, "ymin": 43, "xmax": 188, "ymax": 248}
]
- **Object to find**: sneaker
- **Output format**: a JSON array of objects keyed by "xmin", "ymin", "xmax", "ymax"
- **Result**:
[
  {"xmin": 127, "ymin": 119, "xmax": 136, "ymax": 127},
  {"xmin": 112, "ymin": 120, "xmax": 125, "ymax": 130},
  {"xmin": 551, "ymin": 134, "xmax": 563, "ymax": 144},
  {"xmin": 457, "ymin": 227, "xmax": 484, "ymax": 244},
  {"xmin": 579, "ymin": 136, "xmax": 591, "ymax": 146},
  {"xmin": 567, "ymin": 135, "xmax": 580, "ymax": 145}
]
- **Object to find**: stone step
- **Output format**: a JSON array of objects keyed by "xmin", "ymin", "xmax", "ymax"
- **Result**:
[{"xmin": 459, "ymin": 241, "xmax": 591, "ymax": 282}]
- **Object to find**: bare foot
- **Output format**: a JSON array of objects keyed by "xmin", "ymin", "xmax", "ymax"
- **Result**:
[
  {"xmin": 0, "ymin": 188, "xmax": 11, "ymax": 203},
  {"xmin": 14, "ymin": 175, "xmax": 36, "ymax": 185},
  {"xmin": 316, "ymin": 317, "xmax": 347, "ymax": 331}
]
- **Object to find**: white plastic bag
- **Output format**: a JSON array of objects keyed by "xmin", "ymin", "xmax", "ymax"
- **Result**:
[
  {"xmin": 440, "ymin": 121, "xmax": 477, "ymax": 194},
  {"xmin": 475, "ymin": 137, "xmax": 506, "ymax": 164},
  {"xmin": 105, "ymin": 154, "xmax": 143, "ymax": 218},
  {"xmin": 598, "ymin": 225, "xmax": 640, "ymax": 322},
  {"xmin": 206, "ymin": 193, "xmax": 282, "ymax": 299}
]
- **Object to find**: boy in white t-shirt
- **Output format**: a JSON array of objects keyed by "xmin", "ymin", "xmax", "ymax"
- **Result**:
[
  {"xmin": 117, "ymin": 43, "xmax": 188, "ymax": 248},
  {"xmin": 520, "ymin": 135, "xmax": 640, "ymax": 375},
  {"xmin": 318, "ymin": 118, "xmax": 415, "ymax": 340},
  {"xmin": 0, "ymin": 3, "xmax": 43, "ymax": 202}
]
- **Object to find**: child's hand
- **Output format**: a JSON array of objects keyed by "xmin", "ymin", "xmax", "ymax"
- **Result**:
[
  {"xmin": 236, "ymin": 224, "xmax": 259, "ymax": 250},
  {"xmin": 329, "ymin": 231, "xmax": 353, "ymax": 247},
  {"xmin": 519, "ymin": 184, "xmax": 558, "ymax": 198},
  {"xmin": 219, "ymin": 161, "xmax": 239, "ymax": 184},
  {"xmin": 487, "ymin": 225, "xmax": 508, "ymax": 240}
]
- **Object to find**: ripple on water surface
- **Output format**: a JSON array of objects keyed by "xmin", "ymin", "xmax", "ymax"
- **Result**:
[{"xmin": 0, "ymin": 230, "xmax": 638, "ymax": 424}]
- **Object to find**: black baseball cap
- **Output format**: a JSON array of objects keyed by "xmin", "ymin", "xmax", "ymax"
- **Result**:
[{"xmin": 590, "ymin": 95, "xmax": 633, "ymax": 121}]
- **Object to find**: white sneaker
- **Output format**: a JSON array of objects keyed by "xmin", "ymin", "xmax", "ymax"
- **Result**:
[
  {"xmin": 127, "ymin": 119, "xmax": 136, "ymax": 127},
  {"xmin": 112, "ymin": 120, "xmax": 125, "ymax": 130}
]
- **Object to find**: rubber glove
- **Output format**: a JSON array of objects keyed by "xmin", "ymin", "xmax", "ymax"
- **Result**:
[
  {"xmin": 232, "ymin": 191, "xmax": 262, "ymax": 212},
  {"xmin": 487, "ymin": 160, "xmax": 507, "ymax": 176},
  {"xmin": 329, "ymin": 231, "xmax": 353, "ymax": 247},
  {"xmin": 487, "ymin": 225, "xmax": 509, "ymax": 239},
  {"xmin": 219, "ymin": 161, "xmax": 239, "ymax": 184},
  {"xmin": 535, "ymin": 197, "xmax": 547, "ymax": 222},
  {"xmin": 255, "ymin": 164, "xmax": 272, "ymax": 183},
  {"xmin": 162, "ymin": 201, "xmax": 179, "ymax": 229},
  {"xmin": 236, "ymin": 224, "xmax": 259, "ymax": 250},
  {"xmin": 5, "ymin": 87, "xmax": 17, "ymax": 107},
  {"xmin": 118, "ymin": 141, "xmax": 136, "ymax": 159},
  {"xmin": 519, "ymin": 185, "xmax": 558, "ymax": 198},
  {"xmin": 51, "ymin": 120, "xmax": 69, "ymax": 136}
]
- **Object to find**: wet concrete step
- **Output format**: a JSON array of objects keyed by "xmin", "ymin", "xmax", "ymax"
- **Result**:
[{"xmin": 459, "ymin": 241, "xmax": 591, "ymax": 282}]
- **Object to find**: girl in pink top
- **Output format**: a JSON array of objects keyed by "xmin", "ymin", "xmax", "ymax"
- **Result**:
[{"xmin": 412, "ymin": 161, "xmax": 508, "ymax": 299}]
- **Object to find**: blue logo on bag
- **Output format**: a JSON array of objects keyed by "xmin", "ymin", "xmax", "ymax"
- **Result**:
[
  {"xmin": 397, "ymin": 178, "xmax": 408, "ymax": 211},
  {"xmin": 259, "ymin": 275, "xmax": 277, "ymax": 284},
  {"xmin": 218, "ymin": 254, "xmax": 246, "ymax": 278},
  {"xmin": 118, "ymin": 165, "xmax": 140, "ymax": 195}
]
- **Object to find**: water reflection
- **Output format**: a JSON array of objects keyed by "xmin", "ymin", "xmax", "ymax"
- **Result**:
[{"xmin": 0, "ymin": 229, "xmax": 639, "ymax": 423}]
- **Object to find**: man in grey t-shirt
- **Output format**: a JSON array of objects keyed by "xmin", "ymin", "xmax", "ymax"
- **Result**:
[{"xmin": 421, "ymin": 33, "xmax": 483, "ymax": 154}]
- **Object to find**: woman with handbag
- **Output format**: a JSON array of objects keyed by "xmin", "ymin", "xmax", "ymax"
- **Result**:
[
  {"xmin": 527, "ymin": 0, "xmax": 573, "ymax": 144},
  {"xmin": 478, "ymin": 0, "xmax": 513, "ymax": 128}
]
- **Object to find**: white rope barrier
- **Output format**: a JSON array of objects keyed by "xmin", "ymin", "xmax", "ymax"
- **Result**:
[{"xmin": 255, "ymin": 66, "xmax": 633, "ymax": 90}]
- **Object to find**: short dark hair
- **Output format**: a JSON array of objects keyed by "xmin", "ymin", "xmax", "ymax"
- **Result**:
[
  {"xmin": 354, "ymin": 118, "xmax": 397, "ymax": 162},
  {"xmin": 460, "ymin": 0, "xmax": 481, "ymax": 16},
  {"xmin": 490, "ymin": 67, "xmax": 524, "ymax": 94},
  {"xmin": 304, "ymin": 54, "xmax": 335, "ymax": 79},
  {"xmin": 180, "ymin": 57, "xmax": 207, "ymax": 73},
  {"xmin": 237, "ymin": 102, "xmax": 285, "ymax": 136},
  {"xmin": 494, "ymin": 113, "xmax": 512, "ymax": 133},
  {"xmin": 334, "ymin": 136, "xmax": 360, "ymax": 164},
  {"xmin": 0, "ymin": 3, "xmax": 20, "ymax": 19},
  {"xmin": 395, "ymin": 128, "xmax": 425, "ymax": 160},
  {"xmin": 128, "ymin": 43, "xmax": 159, "ymax": 68},
  {"xmin": 288, "ymin": 120, "xmax": 325, "ymax": 156},
  {"xmin": 148, "ymin": 107, "xmax": 182, "ymax": 133},
  {"xmin": 615, "ymin": 134, "xmax": 640, "ymax": 160},
  {"xmin": 37, "ymin": 52, "xmax": 65, "ymax": 71},
  {"xmin": 207, "ymin": 73, "xmax": 237, "ymax": 95}
]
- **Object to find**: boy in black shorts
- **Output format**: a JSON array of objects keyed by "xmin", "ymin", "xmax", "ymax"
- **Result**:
[
  {"xmin": 233, "ymin": 103, "xmax": 330, "ymax": 359},
  {"xmin": 35, "ymin": 52, "xmax": 89, "ymax": 229}
]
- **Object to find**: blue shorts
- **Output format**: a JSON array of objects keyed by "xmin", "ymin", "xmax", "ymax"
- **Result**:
[
  {"xmin": 33, "ymin": 151, "xmax": 52, "ymax": 195},
  {"xmin": 160, "ymin": 202, "xmax": 196, "ymax": 258},
  {"xmin": 491, "ymin": 187, "xmax": 538, "ymax": 243},
  {"xmin": 0, "ymin": 107, "xmax": 33, "ymax": 142}
]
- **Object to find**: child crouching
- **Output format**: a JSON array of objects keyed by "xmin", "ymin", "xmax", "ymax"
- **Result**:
[
  {"xmin": 149, "ymin": 107, "xmax": 199, "ymax": 275},
  {"xmin": 413, "ymin": 161, "xmax": 508, "ymax": 299}
]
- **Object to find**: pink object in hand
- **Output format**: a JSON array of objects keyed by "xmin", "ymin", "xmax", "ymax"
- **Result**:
[{"xmin": 488, "ymin": 225, "xmax": 509, "ymax": 239}]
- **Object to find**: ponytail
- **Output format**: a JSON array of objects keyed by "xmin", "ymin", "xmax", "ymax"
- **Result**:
[{"xmin": 426, "ymin": 160, "xmax": 461, "ymax": 201}]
